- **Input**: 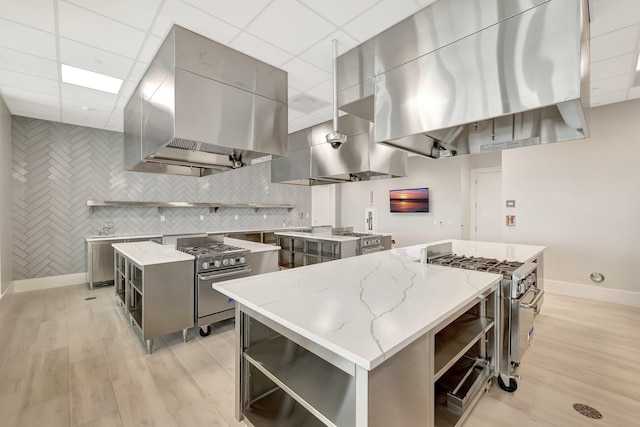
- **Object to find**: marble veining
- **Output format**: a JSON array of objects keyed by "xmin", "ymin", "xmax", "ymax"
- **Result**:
[
  {"xmin": 112, "ymin": 242, "xmax": 194, "ymax": 266},
  {"xmin": 215, "ymin": 246, "xmax": 505, "ymax": 370}
]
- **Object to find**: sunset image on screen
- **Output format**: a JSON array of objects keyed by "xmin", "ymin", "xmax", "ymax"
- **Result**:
[{"xmin": 390, "ymin": 188, "xmax": 429, "ymax": 213}]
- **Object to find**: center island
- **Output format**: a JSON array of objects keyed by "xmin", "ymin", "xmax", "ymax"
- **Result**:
[{"xmin": 213, "ymin": 240, "xmax": 544, "ymax": 427}]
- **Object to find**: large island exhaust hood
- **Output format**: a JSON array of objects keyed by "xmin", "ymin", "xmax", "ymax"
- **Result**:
[
  {"xmin": 337, "ymin": 0, "xmax": 590, "ymax": 158},
  {"xmin": 124, "ymin": 25, "xmax": 288, "ymax": 177},
  {"xmin": 271, "ymin": 115, "xmax": 407, "ymax": 185}
]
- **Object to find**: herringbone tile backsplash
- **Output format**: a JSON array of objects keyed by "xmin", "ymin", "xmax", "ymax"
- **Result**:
[{"xmin": 11, "ymin": 116, "xmax": 311, "ymax": 280}]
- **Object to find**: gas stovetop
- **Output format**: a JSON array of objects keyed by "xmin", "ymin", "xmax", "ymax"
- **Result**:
[
  {"xmin": 179, "ymin": 243, "xmax": 246, "ymax": 258},
  {"xmin": 428, "ymin": 254, "xmax": 523, "ymax": 276}
]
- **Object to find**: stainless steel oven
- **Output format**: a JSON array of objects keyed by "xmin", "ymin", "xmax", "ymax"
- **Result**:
[
  {"xmin": 427, "ymin": 242, "xmax": 543, "ymax": 393},
  {"xmin": 177, "ymin": 234, "xmax": 251, "ymax": 337}
]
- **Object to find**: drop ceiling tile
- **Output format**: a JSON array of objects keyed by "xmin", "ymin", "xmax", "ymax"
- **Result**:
[
  {"xmin": 129, "ymin": 62, "xmax": 148, "ymax": 83},
  {"xmin": 0, "ymin": 19, "xmax": 57, "ymax": 60},
  {"xmin": 58, "ymin": 2, "xmax": 146, "ymax": 59},
  {"xmin": 59, "ymin": 38, "xmax": 134, "ymax": 80},
  {"xmin": 343, "ymin": 0, "xmax": 420, "ymax": 42},
  {"xmin": 299, "ymin": 0, "xmax": 381, "ymax": 27},
  {"xmin": 0, "ymin": 47, "xmax": 58, "ymax": 80},
  {"xmin": 116, "ymin": 82, "xmax": 137, "ymax": 109},
  {"xmin": 183, "ymin": 0, "xmax": 271, "ymax": 28},
  {"xmin": 0, "ymin": 86, "xmax": 60, "ymax": 108},
  {"xmin": 229, "ymin": 32, "xmax": 293, "ymax": 68},
  {"xmin": 245, "ymin": 0, "xmax": 336, "ymax": 55},
  {"xmin": 61, "ymin": 97, "xmax": 112, "ymax": 123},
  {"xmin": 304, "ymin": 80, "xmax": 334, "ymax": 104},
  {"xmin": 288, "ymin": 108, "xmax": 306, "ymax": 121},
  {"xmin": 152, "ymin": 0, "xmax": 241, "ymax": 44},
  {"xmin": 590, "ymin": 25, "xmax": 639, "ymax": 62},
  {"xmin": 289, "ymin": 92, "xmax": 331, "ymax": 114},
  {"xmin": 589, "ymin": 0, "xmax": 640, "ymax": 37},
  {"xmin": 138, "ymin": 36, "xmax": 163, "ymax": 63},
  {"xmin": 591, "ymin": 74, "xmax": 632, "ymax": 94},
  {"xmin": 61, "ymin": 83, "xmax": 119, "ymax": 108},
  {"xmin": 298, "ymin": 31, "xmax": 360, "ymax": 72},
  {"xmin": 590, "ymin": 54, "xmax": 636, "ymax": 81},
  {"xmin": 589, "ymin": 89, "xmax": 627, "ymax": 107},
  {"xmin": 0, "ymin": 0, "xmax": 55, "ymax": 33},
  {"xmin": 281, "ymin": 58, "xmax": 332, "ymax": 92},
  {"xmin": 288, "ymin": 114, "xmax": 325, "ymax": 133},
  {"xmin": 63, "ymin": 0, "xmax": 163, "ymax": 31},
  {"xmin": 0, "ymin": 69, "xmax": 59, "ymax": 97},
  {"xmin": 310, "ymin": 105, "xmax": 335, "ymax": 122},
  {"xmin": 9, "ymin": 104, "xmax": 61, "ymax": 122},
  {"xmin": 107, "ymin": 108, "xmax": 124, "ymax": 130}
]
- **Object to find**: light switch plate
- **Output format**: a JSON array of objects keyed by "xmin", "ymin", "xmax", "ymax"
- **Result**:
[{"xmin": 506, "ymin": 200, "xmax": 516, "ymax": 208}]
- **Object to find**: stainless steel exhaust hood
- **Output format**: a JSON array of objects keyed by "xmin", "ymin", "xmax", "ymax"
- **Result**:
[
  {"xmin": 338, "ymin": 0, "xmax": 590, "ymax": 158},
  {"xmin": 124, "ymin": 25, "xmax": 288, "ymax": 177},
  {"xmin": 271, "ymin": 115, "xmax": 407, "ymax": 185}
]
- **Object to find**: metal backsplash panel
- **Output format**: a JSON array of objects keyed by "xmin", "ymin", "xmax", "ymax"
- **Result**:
[{"xmin": 11, "ymin": 116, "xmax": 311, "ymax": 280}]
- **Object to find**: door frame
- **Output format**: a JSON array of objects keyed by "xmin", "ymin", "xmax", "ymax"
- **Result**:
[{"xmin": 470, "ymin": 167, "xmax": 502, "ymax": 241}]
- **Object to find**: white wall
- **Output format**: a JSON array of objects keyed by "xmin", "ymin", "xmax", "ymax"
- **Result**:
[
  {"xmin": 502, "ymin": 99, "xmax": 640, "ymax": 296},
  {"xmin": 0, "ymin": 98, "xmax": 12, "ymax": 295},
  {"xmin": 340, "ymin": 156, "xmax": 467, "ymax": 247}
]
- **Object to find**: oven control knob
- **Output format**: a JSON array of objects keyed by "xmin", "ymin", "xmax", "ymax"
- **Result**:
[
  {"xmin": 202, "ymin": 262, "xmax": 209, "ymax": 270},
  {"xmin": 222, "ymin": 258, "xmax": 229, "ymax": 266},
  {"xmin": 213, "ymin": 260, "xmax": 221, "ymax": 268},
  {"xmin": 229, "ymin": 258, "xmax": 236, "ymax": 266},
  {"xmin": 239, "ymin": 256, "xmax": 246, "ymax": 264}
]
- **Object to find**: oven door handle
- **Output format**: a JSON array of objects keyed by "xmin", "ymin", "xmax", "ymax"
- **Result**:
[
  {"xmin": 200, "ymin": 267, "xmax": 251, "ymax": 281},
  {"xmin": 520, "ymin": 288, "xmax": 544, "ymax": 309}
]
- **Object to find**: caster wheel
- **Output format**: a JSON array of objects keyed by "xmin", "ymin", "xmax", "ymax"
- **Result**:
[
  {"xmin": 497, "ymin": 375, "xmax": 518, "ymax": 392},
  {"xmin": 199, "ymin": 325, "xmax": 212, "ymax": 337}
]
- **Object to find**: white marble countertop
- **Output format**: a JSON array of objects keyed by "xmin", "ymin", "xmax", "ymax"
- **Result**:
[
  {"xmin": 112, "ymin": 241, "xmax": 194, "ymax": 266},
  {"xmin": 214, "ymin": 245, "xmax": 503, "ymax": 370},
  {"xmin": 274, "ymin": 231, "xmax": 359, "ymax": 242},
  {"xmin": 425, "ymin": 239, "xmax": 545, "ymax": 262},
  {"xmin": 224, "ymin": 237, "xmax": 280, "ymax": 253}
]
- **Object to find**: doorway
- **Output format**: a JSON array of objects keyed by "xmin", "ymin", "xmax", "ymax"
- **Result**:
[{"xmin": 471, "ymin": 168, "xmax": 502, "ymax": 242}]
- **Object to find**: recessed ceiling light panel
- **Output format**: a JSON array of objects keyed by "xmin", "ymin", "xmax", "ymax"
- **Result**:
[{"xmin": 61, "ymin": 64, "xmax": 123, "ymax": 94}]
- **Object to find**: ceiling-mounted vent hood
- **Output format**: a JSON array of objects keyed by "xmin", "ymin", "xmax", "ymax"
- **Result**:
[
  {"xmin": 124, "ymin": 25, "xmax": 288, "ymax": 177},
  {"xmin": 271, "ymin": 115, "xmax": 407, "ymax": 185},
  {"xmin": 338, "ymin": 0, "xmax": 590, "ymax": 158}
]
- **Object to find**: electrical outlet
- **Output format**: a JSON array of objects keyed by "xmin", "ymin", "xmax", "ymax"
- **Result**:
[
  {"xmin": 306, "ymin": 213, "xmax": 309, "ymax": 218},
  {"xmin": 234, "ymin": 214, "xmax": 238, "ymax": 220},
  {"xmin": 160, "ymin": 215, "xmax": 165, "ymax": 222},
  {"xmin": 199, "ymin": 215, "xmax": 204, "ymax": 221},
  {"xmin": 299, "ymin": 212, "xmax": 303, "ymax": 219},
  {"xmin": 263, "ymin": 214, "xmax": 267, "ymax": 219}
]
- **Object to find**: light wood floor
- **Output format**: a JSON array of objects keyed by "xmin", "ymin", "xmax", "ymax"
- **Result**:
[{"xmin": 0, "ymin": 284, "xmax": 638, "ymax": 426}]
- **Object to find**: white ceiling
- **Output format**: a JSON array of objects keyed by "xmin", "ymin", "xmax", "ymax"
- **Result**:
[{"xmin": 0, "ymin": 0, "xmax": 639, "ymax": 133}]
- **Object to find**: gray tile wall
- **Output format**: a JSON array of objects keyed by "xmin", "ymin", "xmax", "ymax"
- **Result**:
[{"xmin": 11, "ymin": 116, "xmax": 311, "ymax": 280}]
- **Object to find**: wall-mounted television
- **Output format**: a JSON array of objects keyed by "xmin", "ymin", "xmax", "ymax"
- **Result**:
[{"xmin": 390, "ymin": 187, "xmax": 429, "ymax": 213}]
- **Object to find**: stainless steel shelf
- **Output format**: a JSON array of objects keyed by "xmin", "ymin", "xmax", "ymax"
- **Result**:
[
  {"xmin": 130, "ymin": 278, "xmax": 143, "ymax": 294},
  {"xmin": 245, "ymin": 335, "xmax": 356, "ymax": 427},
  {"xmin": 434, "ymin": 315, "xmax": 494, "ymax": 381},
  {"xmin": 87, "ymin": 200, "xmax": 294, "ymax": 213},
  {"xmin": 244, "ymin": 388, "xmax": 326, "ymax": 427}
]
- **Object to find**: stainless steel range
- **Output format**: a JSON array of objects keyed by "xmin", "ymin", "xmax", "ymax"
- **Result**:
[
  {"xmin": 332, "ymin": 227, "xmax": 385, "ymax": 255},
  {"xmin": 177, "ymin": 235, "xmax": 251, "ymax": 337},
  {"xmin": 427, "ymin": 242, "xmax": 543, "ymax": 392}
]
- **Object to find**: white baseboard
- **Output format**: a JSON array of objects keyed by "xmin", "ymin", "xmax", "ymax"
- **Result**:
[
  {"xmin": 13, "ymin": 273, "xmax": 87, "ymax": 293},
  {"xmin": 545, "ymin": 279, "xmax": 640, "ymax": 308},
  {"xmin": 0, "ymin": 281, "xmax": 14, "ymax": 300}
]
